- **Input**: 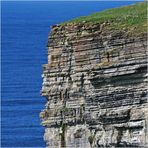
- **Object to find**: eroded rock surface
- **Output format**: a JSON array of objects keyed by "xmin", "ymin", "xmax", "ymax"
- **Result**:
[{"xmin": 40, "ymin": 23, "xmax": 147, "ymax": 147}]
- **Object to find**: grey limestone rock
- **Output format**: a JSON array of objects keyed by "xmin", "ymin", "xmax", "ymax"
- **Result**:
[{"xmin": 41, "ymin": 23, "xmax": 147, "ymax": 147}]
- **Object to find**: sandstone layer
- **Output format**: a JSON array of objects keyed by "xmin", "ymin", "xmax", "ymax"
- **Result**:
[{"xmin": 40, "ymin": 23, "xmax": 147, "ymax": 147}]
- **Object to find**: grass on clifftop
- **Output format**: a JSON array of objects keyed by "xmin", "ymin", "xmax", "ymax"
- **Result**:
[{"xmin": 62, "ymin": 2, "xmax": 147, "ymax": 33}]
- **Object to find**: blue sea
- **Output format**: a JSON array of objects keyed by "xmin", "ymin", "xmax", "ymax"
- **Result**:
[{"xmin": 1, "ymin": 1, "xmax": 141, "ymax": 147}]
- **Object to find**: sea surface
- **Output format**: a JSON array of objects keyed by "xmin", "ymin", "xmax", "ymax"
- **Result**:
[{"xmin": 1, "ymin": 1, "xmax": 141, "ymax": 147}]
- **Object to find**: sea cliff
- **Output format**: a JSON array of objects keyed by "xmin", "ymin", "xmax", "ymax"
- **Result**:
[{"xmin": 40, "ymin": 2, "xmax": 147, "ymax": 147}]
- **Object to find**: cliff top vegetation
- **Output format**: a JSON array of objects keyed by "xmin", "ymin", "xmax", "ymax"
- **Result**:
[{"xmin": 62, "ymin": 2, "xmax": 147, "ymax": 33}]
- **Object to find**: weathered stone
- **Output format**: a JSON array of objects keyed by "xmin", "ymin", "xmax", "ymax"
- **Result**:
[{"xmin": 41, "ymin": 23, "xmax": 147, "ymax": 147}]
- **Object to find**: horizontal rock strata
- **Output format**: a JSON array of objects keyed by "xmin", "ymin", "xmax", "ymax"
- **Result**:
[{"xmin": 40, "ymin": 23, "xmax": 147, "ymax": 147}]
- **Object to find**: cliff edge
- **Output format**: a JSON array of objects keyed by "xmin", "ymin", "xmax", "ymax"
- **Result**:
[{"xmin": 40, "ymin": 2, "xmax": 147, "ymax": 147}]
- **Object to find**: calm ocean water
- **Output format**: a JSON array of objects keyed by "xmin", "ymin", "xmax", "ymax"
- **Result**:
[{"xmin": 1, "ymin": 1, "xmax": 140, "ymax": 147}]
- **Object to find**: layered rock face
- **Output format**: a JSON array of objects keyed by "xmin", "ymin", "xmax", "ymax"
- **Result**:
[{"xmin": 40, "ymin": 23, "xmax": 147, "ymax": 147}]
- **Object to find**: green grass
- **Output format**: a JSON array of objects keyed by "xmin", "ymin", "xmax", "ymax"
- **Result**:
[{"xmin": 62, "ymin": 2, "xmax": 147, "ymax": 33}]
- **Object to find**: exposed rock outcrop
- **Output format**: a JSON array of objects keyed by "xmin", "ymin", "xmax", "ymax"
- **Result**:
[{"xmin": 40, "ymin": 23, "xmax": 147, "ymax": 147}]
